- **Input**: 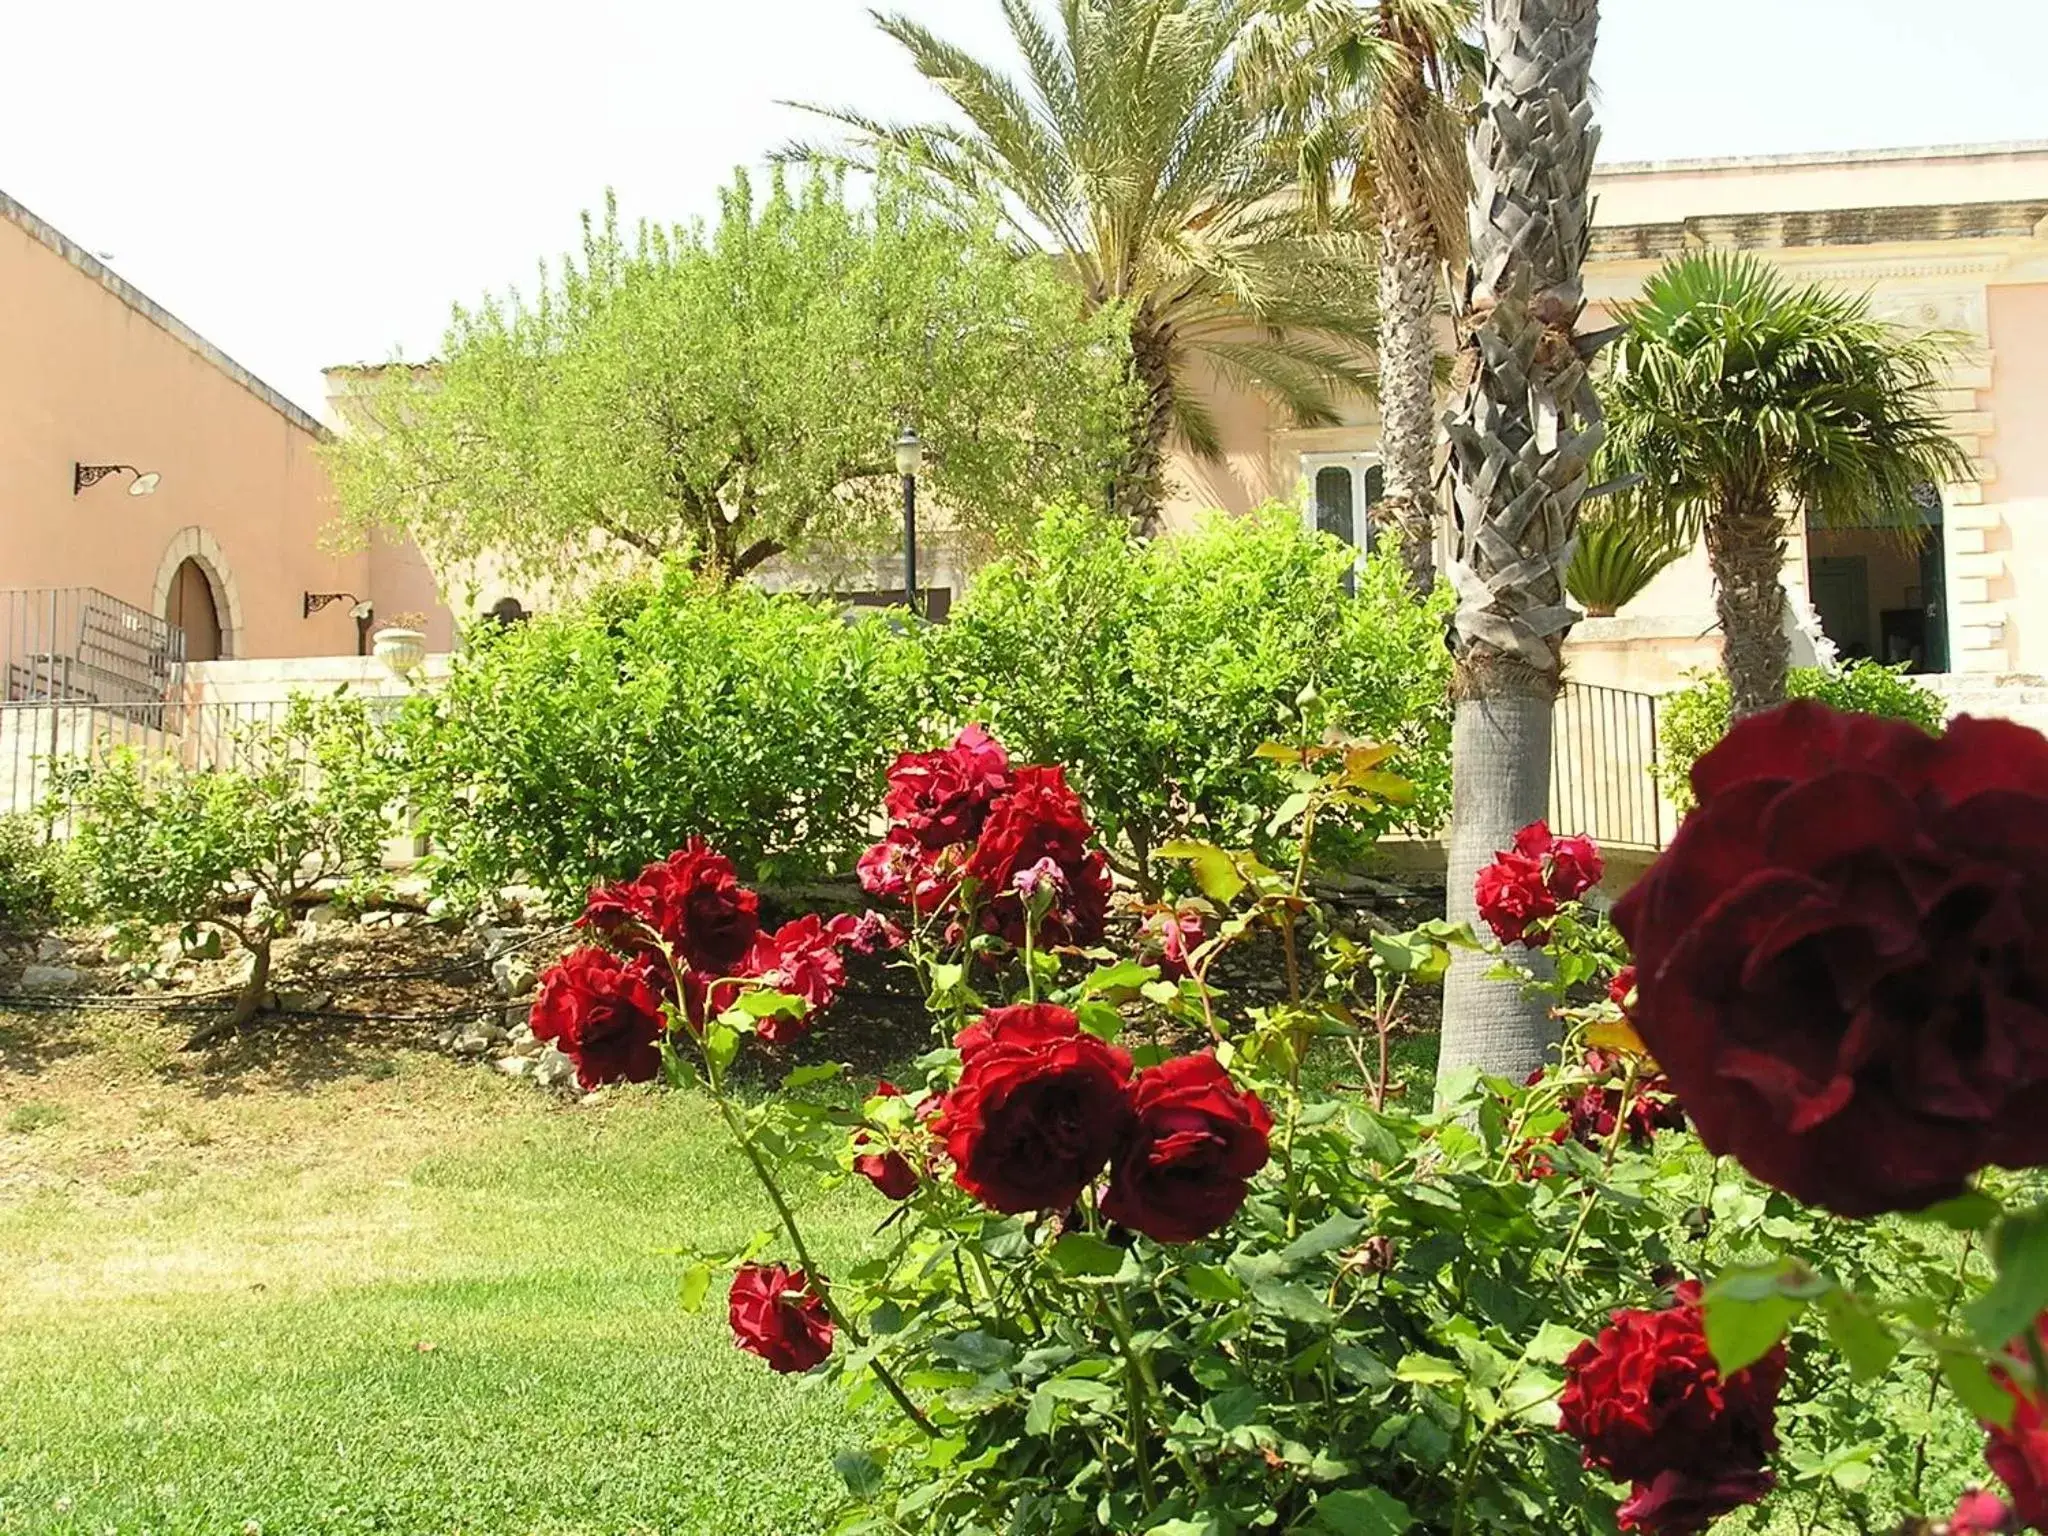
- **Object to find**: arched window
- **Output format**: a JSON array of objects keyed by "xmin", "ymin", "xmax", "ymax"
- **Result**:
[{"xmin": 165, "ymin": 558, "xmax": 223, "ymax": 662}]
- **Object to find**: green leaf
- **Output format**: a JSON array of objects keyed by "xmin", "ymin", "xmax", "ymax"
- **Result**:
[
  {"xmin": 1394, "ymin": 1353, "xmax": 1462, "ymax": 1387},
  {"xmin": 1249, "ymin": 1278, "xmax": 1334, "ymax": 1325},
  {"xmin": 1267, "ymin": 791, "xmax": 1312, "ymax": 836},
  {"xmin": 1916, "ymin": 1188, "xmax": 2004, "ymax": 1232},
  {"xmin": 1817, "ymin": 1292, "xmax": 1900, "ymax": 1383},
  {"xmin": 832, "ymin": 1447, "xmax": 887, "ymax": 1500},
  {"xmin": 1082, "ymin": 960, "xmax": 1157, "ymax": 997},
  {"xmin": 677, "ymin": 1262, "xmax": 712, "ymax": 1313},
  {"xmin": 734, "ymin": 988, "xmax": 808, "ymax": 1020},
  {"xmin": 1142, "ymin": 1519, "xmax": 1226, "ymax": 1536},
  {"xmin": 1075, "ymin": 1000, "xmax": 1126, "ymax": 1043},
  {"xmin": 1967, "ymin": 1203, "xmax": 2048, "ymax": 1348},
  {"xmin": 1368, "ymin": 930, "xmax": 1438, "ymax": 977},
  {"xmin": 1941, "ymin": 1348, "xmax": 2016, "ymax": 1428},
  {"xmin": 1182, "ymin": 1263, "xmax": 1245, "ymax": 1304},
  {"xmin": 1343, "ymin": 1108, "xmax": 1403, "ymax": 1165},
  {"xmin": 704, "ymin": 1021, "xmax": 741, "ymax": 1078},
  {"xmin": 783, "ymin": 1061, "xmax": 845, "ymax": 1091},
  {"xmin": 1025, "ymin": 1384, "xmax": 1059, "ymax": 1437},
  {"xmin": 1525, "ymin": 1322, "xmax": 1590, "ymax": 1365},
  {"xmin": 1310, "ymin": 1487, "xmax": 1414, "ymax": 1534},
  {"xmin": 1703, "ymin": 1267, "xmax": 1818, "ymax": 1376},
  {"xmin": 1278, "ymin": 1214, "xmax": 1369, "ymax": 1272},
  {"xmin": 1047, "ymin": 1233, "xmax": 1128, "ymax": 1279},
  {"xmin": 1157, "ymin": 840, "xmax": 1247, "ymax": 904}
]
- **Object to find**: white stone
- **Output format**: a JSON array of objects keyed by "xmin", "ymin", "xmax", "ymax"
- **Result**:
[
  {"xmin": 533, "ymin": 1045, "xmax": 577, "ymax": 1089},
  {"xmin": 273, "ymin": 989, "xmax": 334, "ymax": 1014},
  {"xmin": 494, "ymin": 1055, "xmax": 533, "ymax": 1079},
  {"xmin": 33, "ymin": 935, "xmax": 65, "ymax": 964},
  {"xmin": 453, "ymin": 1033, "xmax": 492, "ymax": 1056},
  {"xmin": 490, "ymin": 954, "xmax": 537, "ymax": 998},
  {"xmin": 18, "ymin": 965, "xmax": 82, "ymax": 991}
]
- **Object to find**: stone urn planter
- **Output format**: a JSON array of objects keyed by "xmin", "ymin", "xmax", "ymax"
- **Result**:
[{"xmin": 372, "ymin": 625, "xmax": 427, "ymax": 682}]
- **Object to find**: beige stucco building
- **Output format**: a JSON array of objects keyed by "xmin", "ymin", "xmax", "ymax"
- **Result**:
[
  {"xmin": 0, "ymin": 190, "xmax": 452, "ymax": 677},
  {"xmin": 1170, "ymin": 140, "xmax": 2048, "ymax": 702}
]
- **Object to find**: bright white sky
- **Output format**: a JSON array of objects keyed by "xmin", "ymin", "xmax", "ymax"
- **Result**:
[{"xmin": 4, "ymin": 0, "xmax": 2042, "ymax": 418}]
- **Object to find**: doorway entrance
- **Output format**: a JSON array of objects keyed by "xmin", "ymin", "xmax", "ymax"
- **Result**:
[
  {"xmin": 1803, "ymin": 485, "xmax": 1948, "ymax": 673},
  {"xmin": 164, "ymin": 557, "xmax": 224, "ymax": 662}
]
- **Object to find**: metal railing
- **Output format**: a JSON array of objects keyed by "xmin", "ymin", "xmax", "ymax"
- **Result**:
[
  {"xmin": 1, "ymin": 587, "xmax": 185, "ymax": 707},
  {"xmin": 0, "ymin": 697, "xmax": 307, "ymax": 819},
  {"xmin": 1549, "ymin": 682, "xmax": 1672, "ymax": 851}
]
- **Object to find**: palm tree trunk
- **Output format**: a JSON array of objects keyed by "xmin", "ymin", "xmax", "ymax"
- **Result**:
[
  {"xmin": 1437, "ymin": 0, "xmax": 1605, "ymax": 1086},
  {"xmin": 1117, "ymin": 321, "xmax": 1176, "ymax": 535},
  {"xmin": 1376, "ymin": 215, "xmax": 1442, "ymax": 597},
  {"xmin": 1705, "ymin": 498, "xmax": 1793, "ymax": 721}
]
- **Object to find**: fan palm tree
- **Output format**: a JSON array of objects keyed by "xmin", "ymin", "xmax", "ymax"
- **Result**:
[
  {"xmin": 1604, "ymin": 251, "xmax": 1971, "ymax": 720},
  {"xmin": 1436, "ymin": 0, "xmax": 1609, "ymax": 1082},
  {"xmin": 1245, "ymin": 0, "xmax": 1479, "ymax": 596},
  {"xmin": 792, "ymin": 0, "xmax": 1381, "ymax": 532}
]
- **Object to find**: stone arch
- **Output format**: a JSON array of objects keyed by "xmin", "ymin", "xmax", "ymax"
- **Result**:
[{"xmin": 150, "ymin": 527, "xmax": 244, "ymax": 661}]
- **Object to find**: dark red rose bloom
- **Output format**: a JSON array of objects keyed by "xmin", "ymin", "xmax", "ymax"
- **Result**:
[
  {"xmin": 1549, "ymin": 834, "xmax": 1605, "ymax": 902},
  {"xmin": 1609, "ymin": 965, "xmax": 1639, "ymax": 1009},
  {"xmin": 1951, "ymin": 1487, "xmax": 2017, "ymax": 1535},
  {"xmin": 1555, "ymin": 1049, "xmax": 1686, "ymax": 1149},
  {"xmin": 1101, "ymin": 1052, "xmax": 1272, "ymax": 1243},
  {"xmin": 583, "ymin": 839, "xmax": 760, "ymax": 976},
  {"xmin": 742, "ymin": 915, "xmax": 848, "ymax": 1040},
  {"xmin": 1559, "ymin": 1281, "xmax": 1784, "ymax": 1530},
  {"xmin": 940, "ymin": 1004, "xmax": 1133, "ymax": 1214},
  {"xmin": 1138, "ymin": 905, "xmax": 1207, "ymax": 980},
  {"xmin": 1612, "ymin": 700, "xmax": 2048, "ymax": 1217},
  {"xmin": 530, "ymin": 946, "xmax": 669, "ymax": 1090},
  {"xmin": 728, "ymin": 1262, "xmax": 834, "ymax": 1374},
  {"xmin": 829, "ymin": 910, "xmax": 906, "ymax": 955},
  {"xmin": 883, "ymin": 725, "xmax": 1014, "ymax": 850},
  {"xmin": 1615, "ymin": 1467, "xmax": 1776, "ymax": 1535},
  {"xmin": 963, "ymin": 766, "xmax": 1112, "ymax": 947},
  {"xmin": 1476, "ymin": 849, "xmax": 1557, "ymax": 945},
  {"xmin": 853, "ymin": 1147, "xmax": 919, "ymax": 1199}
]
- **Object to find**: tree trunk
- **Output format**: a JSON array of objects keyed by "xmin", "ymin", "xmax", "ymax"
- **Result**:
[
  {"xmin": 1376, "ymin": 216, "xmax": 1442, "ymax": 598},
  {"xmin": 1439, "ymin": 674, "xmax": 1558, "ymax": 1082},
  {"xmin": 184, "ymin": 933, "xmax": 270, "ymax": 1051},
  {"xmin": 1705, "ymin": 499, "xmax": 1792, "ymax": 721},
  {"xmin": 1117, "ymin": 319, "xmax": 1176, "ymax": 536},
  {"xmin": 1436, "ymin": 0, "xmax": 1605, "ymax": 1085}
]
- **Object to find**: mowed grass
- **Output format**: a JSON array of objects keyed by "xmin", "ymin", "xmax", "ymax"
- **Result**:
[{"xmin": 0, "ymin": 1010, "xmax": 878, "ymax": 1536}]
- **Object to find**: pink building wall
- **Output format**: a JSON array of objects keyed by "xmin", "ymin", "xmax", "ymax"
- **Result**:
[
  {"xmin": 1984, "ymin": 284, "xmax": 2048, "ymax": 674},
  {"xmin": 0, "ymin": 192, "xmax": 451, "ymax": 658}
]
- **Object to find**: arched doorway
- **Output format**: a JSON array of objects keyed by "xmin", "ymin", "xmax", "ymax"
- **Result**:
[{"xmin": 165, "ymin": 558, "xmax": 224, "ymax": 662}]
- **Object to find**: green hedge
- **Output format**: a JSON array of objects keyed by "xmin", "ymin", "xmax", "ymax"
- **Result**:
[{"xmin": 1656, "ymin": 660, "xmax": 1946, "ymax": 812}]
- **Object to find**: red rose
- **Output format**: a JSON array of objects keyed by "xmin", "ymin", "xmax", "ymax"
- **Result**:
[
  {"xmin": 1556, "ymin": 1050, "xmax": 1686, "ymax": 1150},
  {"xmin": 1951, "ymin": 1488, "xmax": 2017, "ymax": 1535},
  {"xmin": 1615, "ymin": 1467, "xmax": 1776, "ymax": 1535},
  {"xmin": 940, "ymin": 1004, "xmax": 1133, "ymax": 1213},
  {"xmin": 857, "ymin": 833, "xmax": 963, "ymax": 918},
  {"xmin": 1612, "ymin": 700, "xmax": 2048, "ymax": 1216},
  {"xmin": 583, "ymin": 839, "xmax": 760, "ymax": 976},
  {"xmin": 1138, "ymin": 905, "xmax": 1206, "ymax": 980},
  {"xmin": 1559, "ymin": 1282, "xmax": 1784, "ymax": 1531},
  {"xmin": 1101, "ymin": 1052, "xmax": 1272, "ymax": 1243},
  {"xmin": 1475, "ymin": 850, "xmax": 1557, "ymax": 945},
  {"xmin": 853, "ymin": 1147, "xmax": 919, "ymax": 1199},
  {"xmin": 1608, "ymin": 965, "xmax": 1638, "ymax": 1009},
  {"xmin": 741, "ymin": 914, "xmax": 848, "ymax": 1040},
  {"xmin": 829, "ymin": 910, "xmax": 905, "ymax": 954},
  {"xmin": 963, "ymin": 766, "xmax": 1112, "ymax": 947},
  {"xmin": 727, "ymin": 1262, "xmax": 834, "ymax": 1374},
  {"xmin": 1549, "ymin": 834, "xmax": 1605, "ymax": 902},
  {"xmin": 530, "ymin": 946, "xmax": 669, "ymax": 1090},
  {"xmin": 1982, "ymin": 1317, "xmax": 2048, "ymax": 1529},
  {"xmin": 883, "ymin": 725, "xmax": 1014, "ymax": 850}
]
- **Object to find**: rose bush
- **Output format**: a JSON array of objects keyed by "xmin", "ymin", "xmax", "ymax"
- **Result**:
[{"xmin": 537, "ymin": 705, "xmax": 2040, "ymax": 1533}]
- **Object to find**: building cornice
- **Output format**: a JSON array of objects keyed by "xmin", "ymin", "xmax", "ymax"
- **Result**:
[
  {"xmin": 0, "ymin": 188, "xmax": 330, "ymax": 441},
  {"xmin": 1590, "ymin": 200, "xmax": 2048, "ymax": 264},
  {"xmin": 1594, "ymin": 141, "xmax": 2048, "ymax": 178}
]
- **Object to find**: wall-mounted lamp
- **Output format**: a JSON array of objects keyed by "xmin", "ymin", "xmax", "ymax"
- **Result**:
[
  {"xmin": 303, "ymin": 591, "xmax": 376, "ymax": 656},
  {"xmin": 74, "ymin": 462, "xmax": 160, "ymax": 497}
]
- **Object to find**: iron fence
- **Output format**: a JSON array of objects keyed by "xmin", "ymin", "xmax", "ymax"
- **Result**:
[
  {"xmin": 0, "ymin": 587, "xmax": 184, "ymax": 707},
  {"xmin": 0, "ymin": 698, "xmax": 309, "ymax": 820},
  {"xmin": 1549, "ymin": 682, "xmax": 1673, "ymax": 851}
]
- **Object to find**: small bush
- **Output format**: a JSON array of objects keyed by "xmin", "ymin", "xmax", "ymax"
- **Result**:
[
  {"xmin": 399, "ymin": 568, "xmax": 927, "ymax": 905},
  {"xmin": 925, "ymin": 504, "xmax": 1452, "ymax": 888},
  {"xmin": 0, "ymin": 814, "xmax": 70, "ymax": 933},
  {"xmin": 55, "ymin": 695, "xmax": 398, "ymax": 1044},
  {"xmin": 1657, "ymin": 659, "xmax": 1946, "ymax": 810}
]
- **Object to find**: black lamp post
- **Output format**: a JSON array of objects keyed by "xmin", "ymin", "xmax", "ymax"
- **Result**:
[
  {"xmin": 303, "ymin": 591, "xmax": 376, "ymax": 656},
  {"xmin": 895, "ymin": 426, "xmax": 922, "ymax": 617}
]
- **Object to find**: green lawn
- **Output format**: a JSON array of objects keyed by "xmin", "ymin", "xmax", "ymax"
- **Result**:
[{"xmin": 0, "ymin": 1011, "xmax": 878, "ymax": 1536}]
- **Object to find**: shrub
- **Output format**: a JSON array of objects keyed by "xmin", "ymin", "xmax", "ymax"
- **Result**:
[
  {"xmin": 400, "ymin": 568, "xmax": 926, "ymax": 905},
  {"xmin": 926, "ymin": 504, "xmax": 1452, "ymax": 889},
  {"xmin": 54, "ymin": 696, "xmax": 398, "ymax": 1045},
  {"xmin": 1656, "ymin": 659, "xmax": 1945, "ymax": 810},
  {"xmin": 0, "ymin": 814, "xmax": 70, "ymax": 933}
]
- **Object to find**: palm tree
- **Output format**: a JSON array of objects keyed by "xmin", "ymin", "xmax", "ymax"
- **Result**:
[
  {"xmin": 1436, "ymin": 0, "xmax": 1608, "ymax": 1083},
  {"xmin": 1246, "ymin": 0, "xmax": 1479, "ymax": 596},
  {"xmin": 792, "ymin": 0, "xmax": 1381, "ymax": 532},
  {"xmin": 1604, "ymin": 251, "xmax": 1971, "ymax": 720}
]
